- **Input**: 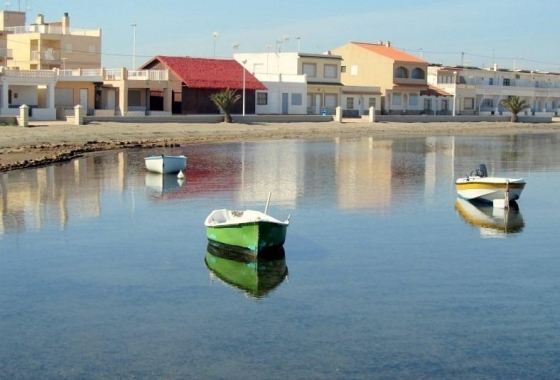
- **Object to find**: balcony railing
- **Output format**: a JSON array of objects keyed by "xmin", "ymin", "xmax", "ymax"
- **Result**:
[
  {"xmin": 4, "ymin": 25, "xmax": 101, "ymax": 37},
  {"xmin": 127, "ymin": 70, "xmax": 168, "ymax": 81}
]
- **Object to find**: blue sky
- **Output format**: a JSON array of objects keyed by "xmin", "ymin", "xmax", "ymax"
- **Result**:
[{"xmin": 23, "ymin": 0, "xmax": 560, "ymax": 72}]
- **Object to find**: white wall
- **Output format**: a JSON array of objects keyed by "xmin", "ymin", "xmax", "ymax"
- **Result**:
[
  {"xmin": 10, "ymin": 85, "xmax": 38, "ymax": 106},
  {"xmin": 234, "ymin": 52, "xmax": 299, "ymax": 75}
]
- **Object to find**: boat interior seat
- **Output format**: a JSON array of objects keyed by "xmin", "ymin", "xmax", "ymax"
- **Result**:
[{"xmin": 212, "ymin": 210, "xmax": 228, "ymax": 223}]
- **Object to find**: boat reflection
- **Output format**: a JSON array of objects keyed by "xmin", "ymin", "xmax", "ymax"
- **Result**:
[
  {"xmin": 145, "ymin": 172, "xmax": 186, "ymax": 196},
  {"xmin": 455, "ymin": 197, "xmax": 525, "ymax": 238},
  {"xmin": 204, "ymin": 244, "xmax": 289, "ymax": 299}
]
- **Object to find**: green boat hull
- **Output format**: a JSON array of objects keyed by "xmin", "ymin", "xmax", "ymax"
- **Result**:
[
  {"xmin": 204, "ymin": 246, "xmax": 288, "ymax": 298},
  {"xmin": 206, "ymin": 221, "xmax": 287, "ymax": 254}
]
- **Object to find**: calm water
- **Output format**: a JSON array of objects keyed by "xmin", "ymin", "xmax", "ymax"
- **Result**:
[{"xmin": 1, "ymin": 131, "xmax": 560, "ymax": 380}]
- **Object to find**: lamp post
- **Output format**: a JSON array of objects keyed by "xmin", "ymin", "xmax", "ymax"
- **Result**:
[
  {"xmin": 242, "ymin": 60, "xmax": 247, "ymax": 116},
  {"xmin": 452, "ymin": 71, "xmax": 457, "ymax": 116},
  {"xmin": 212, "ymin": 31, "xmax": 219, "ymax": 58},
  {"xmin": 131, "ymin": 23, "xmax": 137, "ymax": 69}
]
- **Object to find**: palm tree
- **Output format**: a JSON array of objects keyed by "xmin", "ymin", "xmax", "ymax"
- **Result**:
[
  {"xmin": 210, "ymin": 88, "xmax": 241, "ymax": 123},
  {"xmin": 500, "ymin": 96, "xmax": 529, "ymax": 122}
]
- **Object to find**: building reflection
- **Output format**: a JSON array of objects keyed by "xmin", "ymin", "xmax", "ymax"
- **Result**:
[{"xmin": 1, "ymin": 133, "xmax": 554, "ymax": 235}]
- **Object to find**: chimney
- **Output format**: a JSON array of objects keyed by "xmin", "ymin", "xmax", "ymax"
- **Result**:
[
  {"xmin": 62, "ymin": 12, "xmax": 69, "ymax": 33},
  {"xmin": 385, "ymin": 41, "xmax": 391, "ymax": 48},
  {"xmin": 36, "ymin": 14, "xmax": 44, "ymax": 24},
  {"xmin": 493, "ymin": 63, "xmax": 498, "ymax": 71}
]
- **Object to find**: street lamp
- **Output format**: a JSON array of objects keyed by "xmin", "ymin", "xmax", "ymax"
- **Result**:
[
  {"xmin": 242, "ymin": 59, "xmax": 247, "ymax": 116},
  {"xmin": 212, "ymin": 31, "xmax": 219, "ymax": 58},
  {"xmin": 131, "ymin": 23, "xmax": 137, "ymax": 69},
  {"xmin": 452, "ymin": 71, "xmax": 457, "ymax": 116}
]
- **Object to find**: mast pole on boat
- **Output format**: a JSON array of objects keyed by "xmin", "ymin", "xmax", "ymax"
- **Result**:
[{"xmin": 264, "ymin": 192, "xmax": 272, "ymax": 214}]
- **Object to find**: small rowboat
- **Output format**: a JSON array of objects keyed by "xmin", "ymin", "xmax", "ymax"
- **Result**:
[
  {"xmin": 144, "ymin": 155, "xmax": 187, "ymax": 174},
  {"xmin": 204, "ymin": 193, "xmax": 290, "ymax": 256}
]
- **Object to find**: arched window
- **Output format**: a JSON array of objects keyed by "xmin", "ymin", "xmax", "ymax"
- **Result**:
[
  {"xmin": 411, "ymin": 68, "xmax": 425, "ymax": 79},
  {"xmin": 395, "ymin": 66, "xmax": 408, "ymax": 78}
]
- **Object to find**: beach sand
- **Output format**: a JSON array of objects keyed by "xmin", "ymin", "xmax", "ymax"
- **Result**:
[{"xmin": 1, "ymin": 119, "xmax": 560, "ymax": 172}]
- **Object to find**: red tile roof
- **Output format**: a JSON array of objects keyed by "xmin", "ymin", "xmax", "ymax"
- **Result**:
[
  {"xmin": 420, "ymin": 85, "xmax": 451, "ymax": 97},
  {"xmin": 352, "ymin": 42, "xmax": 426, "ymax": 63},
  {"xmin": 154, "ymin": 56, "xmax": 266, "ymax": 90}
]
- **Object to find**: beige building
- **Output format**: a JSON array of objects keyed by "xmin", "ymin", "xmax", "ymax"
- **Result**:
[
  {"xmin": 332, "ymin": 41, "xmax": 444, "ymax": 115},
  {"xmin": 0, "ymin": 11, "xmax": 101, "ymax": 70}
]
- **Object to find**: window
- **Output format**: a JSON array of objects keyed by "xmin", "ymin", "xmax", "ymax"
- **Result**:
[
  {"xmin": 346, "ymin": 97, "xmax": 354, "ymax": 109},
  {"xmin": 302, "ymin": 63, "xmax": 316, "ymax": 77},
  {"xmin": 411, "ymin": 68, "xmax": 425, "ymax": 79},
  {"xmin": 129, "ymin": 90, "xmax": 141, "ymax": 106},
  {"xmin": 409, "ymin": 94, "xmax": 418, "ymax": 106},
  {"xmin": 482, "ymin": 99, "xmax": 493, "ymax": 108},
  {"xmin": 341, "ymin": 66, "xmax": 346, "ymax": 73},
  {"xmin": 503, "ymin": 78, "xmax": 510, "ymax": 86},
  {"xmin": 325, "ymin": 94, "xmax": 337, "ymax": 107},
  {"xmin": 392, "ymin": 93, "xmax": 402, "ymax": 106},
  {"xmin": 324, "ymin": 64, "xmax": 337, "ymax": 78},
  {"xmin": 351, "ymin": 65, "xmax": 358, "ymax": 76},
  {"xmin": 395, "ymin": 66, "xmax": 408, "ymax": 78},
  {"xmin": 463, "ymin": 98, "xmax": 474, "ymax": 110},
  {"xmin": 55, "ymin": 88, "xmax": 73, "ymax": 106},
  {"xmin": 368, "ymin": 98, "xmax": 376, "ymax": 108},
  {"xmin": 291, "ymin": 93, "xmax": 302, "ymax": 106},
  {"xmin": 489, "ymin": 78, "xmax": 494, "ymax": 85},
  {"xmin": 257, "ymin": 92, "xmax": 268, "ymax": 105}
]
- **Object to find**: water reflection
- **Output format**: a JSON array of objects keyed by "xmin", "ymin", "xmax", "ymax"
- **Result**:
[
  {"xmin": 455, "ymin": 197, "xmax": 525, "ymax": 238},
  {"xmin": 204, "ymin": 244, "xmax": 288, "ymax": 299},
  {"xmin": 2, "ymin": 133, "xmax": 559, "ymax": 235},
  {"xmin": 144, "ymin": 172, "xmax": 186, "ymax": 197}
]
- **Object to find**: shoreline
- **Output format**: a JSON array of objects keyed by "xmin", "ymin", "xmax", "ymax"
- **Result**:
[{"xmin": 2, "ymin": 120, "xmax": 560, "ymax": 172}]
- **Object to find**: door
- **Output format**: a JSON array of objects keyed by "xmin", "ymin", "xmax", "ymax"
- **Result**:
[
  {"xmin": 107, "ymin": 90, "xmax": 116, "ymax": 111},
  {"xmin": 315, "ymin": 94, "xmax": 321, "ymax": 115},
  {"xmin": 281, "ymin": 93, "xmax": 289, "ymax": 114},
  {"xmin": 79, "ymin": 89, "xmax": 88, "ymax": 111}
]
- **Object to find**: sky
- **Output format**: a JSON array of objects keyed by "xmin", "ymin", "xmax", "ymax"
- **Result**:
[{"xmin": 19, "ymin": 0, "xmax": 560, "ymax": 72}]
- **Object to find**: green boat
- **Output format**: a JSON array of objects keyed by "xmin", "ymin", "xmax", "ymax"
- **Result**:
[
  {"xmin": 204, "ymin": 245, "xmax": 288, "ymax": 299},
  {"xmin": 205, "ymin": 208, "xmax": 290, "ymax": 256}
]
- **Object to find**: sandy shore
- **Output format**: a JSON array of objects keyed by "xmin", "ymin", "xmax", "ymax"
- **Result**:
[{"xmin": 1, "ymin": 119, "xmax": 560, "ymax": 172}]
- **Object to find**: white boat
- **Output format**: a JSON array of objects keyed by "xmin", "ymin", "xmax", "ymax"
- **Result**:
[
  {"xmin": 455, "ymin": 164, "xmax": 525, "ymax": 205},
  {"xmin": 144, "ymin": 155, "xmax": 187, "ymax": 174}
]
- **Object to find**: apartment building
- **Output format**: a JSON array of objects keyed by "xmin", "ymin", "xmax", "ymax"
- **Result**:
[
  {"xmin": 428, "ymin": 64, "xmax": 560, "ymax": 116},
  {"xmin": 0, "ymin": 11, "xmax": 101, "ymax": 70},
  {"xmin": 332, "ymin": 41, "xmax": 450, "ymax": 115}
]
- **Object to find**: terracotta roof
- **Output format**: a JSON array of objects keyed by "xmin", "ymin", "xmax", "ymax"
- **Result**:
[
  {"xmin": 420, "ymin": 85, "xmax": 452, "ymax": 97},
  {"xmin": 352, "ymin": 42, "xmax": 426, "ymax": 64},
  {"xmin": 154, "ymin": 56, "xmax": 266, "ymax": 90}
]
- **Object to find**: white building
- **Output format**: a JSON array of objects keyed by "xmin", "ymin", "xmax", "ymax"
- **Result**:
[
  {"xmin": 234, "ymin": 52, "xmax": 308, "ymax": 114},
  {"xmin": 429, "ymin": 64, "xmax": 560, "ymax": 116}
]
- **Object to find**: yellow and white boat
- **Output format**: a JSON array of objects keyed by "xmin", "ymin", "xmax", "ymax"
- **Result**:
[{"xmin": 455, "ymin": 164, "xmax": 525, "ymax": 205}]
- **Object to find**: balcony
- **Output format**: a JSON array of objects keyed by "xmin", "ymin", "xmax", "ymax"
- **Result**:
[{"xmin": 4, "ymin": 25, "xmax": 101, "ymax": 37}]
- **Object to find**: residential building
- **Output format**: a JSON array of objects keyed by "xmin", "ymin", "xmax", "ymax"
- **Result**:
[
  {"xmin": 332, "ymin": 41, "xmax": 449, "ymax": 115},
  {"xmin": 428, "ymin": 64, "xmax": 560, "ymax": 116},
  {"xmin": 234, "ymin": 52, "xmax": 344, "ymax": 115},
  {"xmin": 140, "ymin": 56, "xmax": 266, "ymax": 115},
  {"xmin": 233, "ymin": 52, "xmax": 307, "ymax": 115},
  {"xmin": 0, "ymin": 11, "xmax": 102, "ymax": 70}
]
